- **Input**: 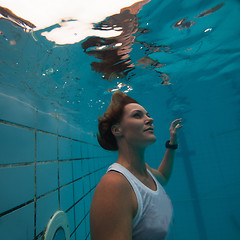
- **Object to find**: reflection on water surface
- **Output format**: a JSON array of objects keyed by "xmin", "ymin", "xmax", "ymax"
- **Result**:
[{"xmin": 0, "ymin": 1, "xmax": 225, "ymax": 83}]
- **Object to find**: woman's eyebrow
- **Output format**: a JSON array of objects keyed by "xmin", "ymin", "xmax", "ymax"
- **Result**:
[
  {"xmin": 132, "ymin": 109, "xmax": 143, "ymax": 114},
  {"xmin": 132, "ymin": 109, "xmax": 149, "ymax": 115}
]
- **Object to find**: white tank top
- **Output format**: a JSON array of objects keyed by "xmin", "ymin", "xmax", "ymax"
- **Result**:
[{"xmin": 107, "ymin": 163, "xmax": 173, "ymax": 240}]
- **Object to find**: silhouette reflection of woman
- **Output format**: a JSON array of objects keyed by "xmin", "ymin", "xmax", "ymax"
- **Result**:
[{"xmin": 81, "ymin": 0, "xmax": 151, "ymax": 81}]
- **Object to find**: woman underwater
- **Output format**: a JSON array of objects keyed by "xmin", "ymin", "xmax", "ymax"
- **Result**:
[{"xmin": 90, "ymin": 91, "xmax": 182, "ymax": 240}]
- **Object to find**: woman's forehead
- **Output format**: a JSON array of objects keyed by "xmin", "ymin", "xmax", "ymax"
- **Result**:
[{"xmin": 124, "ymin": 103, "xmax": 147, "ymax": 113}]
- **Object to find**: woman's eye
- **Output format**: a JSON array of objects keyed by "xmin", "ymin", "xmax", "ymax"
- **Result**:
[{"xmin": 133, "ymin": 113, "xmax": 141, "ymax": 118}]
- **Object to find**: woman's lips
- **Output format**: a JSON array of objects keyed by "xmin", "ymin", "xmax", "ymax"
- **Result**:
[{"xmin": 144, "ymin": 128, "xmax": 154, "ymax": 132}]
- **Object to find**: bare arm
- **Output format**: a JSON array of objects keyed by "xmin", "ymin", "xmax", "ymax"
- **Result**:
[
  {"xmin": 147, "ymin": 148, "xmax": 176, "ymax": 186},
  {"xmin": 147, "ymin": 118, "xmax": 182, "ymax": 186},
  {"xmin": 90, "ymin": 171, "xmax": 135, "ymax": 240}
]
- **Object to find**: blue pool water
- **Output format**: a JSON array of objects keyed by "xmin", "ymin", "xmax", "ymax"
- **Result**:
[{"xmin": 0, "ymin": 0, "xmax": 240, "ymax": 239}]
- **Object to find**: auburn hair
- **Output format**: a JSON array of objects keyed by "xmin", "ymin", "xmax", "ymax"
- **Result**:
[{"xmin": 97, "ymin": 91, "xmax": 138, "ymax": 150}]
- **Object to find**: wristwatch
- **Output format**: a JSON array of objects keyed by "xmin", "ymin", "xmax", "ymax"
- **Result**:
[{"xmin": 165, "ymin": 140, "xmax": 178, "ymax": 150}]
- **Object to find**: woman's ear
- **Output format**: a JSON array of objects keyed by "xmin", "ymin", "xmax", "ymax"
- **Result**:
[{"xmin": 111, "ymin": 124, "xmax": 122, "ymax": 137}]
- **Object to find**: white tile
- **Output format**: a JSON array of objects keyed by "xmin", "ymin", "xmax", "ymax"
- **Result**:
[
  {"xmin": 0, "ymin": 203, "xmax": 34, "ymax": 240},
  {"xmin": 88, "ymin": 157, "xmax": 96, "ymax": 173},
  {"xmin": 99, "ymin": 147, "xmax": 108, "ymax": 157},
  {"xmin": 36, "ymin": 162, "xmax": 58, "ymax": 197},
  {"xmin": 58, "ymin": 118, "xmax": 71, "ymax": 138},
  {"xmin": 0, "ymin": 165, "xmax": 34, "ymax": 213},
  {"xmin": 81, "ymin": 133, "xmax": 96, "ymax": 145},
  {"xmin": 172, "ymin": 201, "xmax": 200, "ymax": 240},
  {"xmin": 37, "ymin": 110, "xmax": 57, "ymax": 134},
  {"xmin": 59, "ymin": 137, "xmax": 72, "ymax": 160},
  {"xmin": 87, "ymin": 146, "xmax": 93, "ymax": 159},
  {"xmin": 73, "ymin": 160, "xmax": 84, "ymax": 180},
  {"xmin": 74, "ymin": 178, "xmax": 84, "ymax": 202},
  {"xmin": 76, "ymin": 220, "xmax": 86, "ymax": 240},
  {"xmin": 70, "ymin": 234, "xmax": 76, "ymax": 240},
  {"xmin": 36, "ymin": 191, "xmax": 59, "ymax": 236},
  {"xmin": 75, "ymin": 200, "xmax": 86, "ymax": 230},
  {"xmin": 0, "ymin": 123, "xmax": 35, "ymax": 165},
  {"xmin": 94, "ymin": 146, "xmax": 100, "ymax": 157},
  {"xmin": 66, "ymin": 207, "xmax": 75, "ymax": 237},
  {"xmin": 85, "ymin": 213, "xmax": 90, "ymax": 237},
  {"xmin": 0, "ymin": 92, "xmax": 35, "ymax": 128},
  {"xmin": 71, "ymin": 126, "xmax": 81, "ymax": 141},
  {"xmin": 36, "ymin": 132, "xmax": 57, "ymax": 162},
  {"xmin": 82, "ymin": 160, "xmax": 89, "ymax": 177},
  {"xmin": 81, "ymin": 143, "xmax": 89, "ymax": 158},
  {"xmin": 89, "ymin": 174, "xmax": 97, "ymax": 189},
  {"xmin": 72, "ymin": 141, "xmax": 82, "ymax": 159},
  {"xmin": 83, "ymin": 177, "xmax": 90, "ymax": 196},
  {"xmin": 59, "ymin": 161, "xmax": 73, "ymax": 187},
  {"xmin": 60, "ymin": 184, "xmax": 74, "ymax": 211},
  {"xmin": 84, "ymin": 193, "xmax": 92, "ymax": 215}
]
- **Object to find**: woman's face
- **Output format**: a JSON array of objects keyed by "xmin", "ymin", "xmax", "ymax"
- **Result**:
[{"xmin": 118, "ymin": 103, "xmax": 156, "ymax": 148}]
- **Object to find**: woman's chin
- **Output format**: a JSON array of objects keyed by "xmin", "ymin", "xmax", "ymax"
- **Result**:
[{"xmin": 145, "ymin": 136, "xmax": 157, "ymax": 146}]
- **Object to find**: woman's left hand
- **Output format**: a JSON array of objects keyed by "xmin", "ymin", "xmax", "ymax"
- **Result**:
[{"xmin": 169, "ymin": 118, "xmax": 183, "ymax": 145}]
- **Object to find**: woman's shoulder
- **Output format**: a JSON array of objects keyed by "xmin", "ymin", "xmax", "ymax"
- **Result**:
[
  {"xmin": 95, "ymin": 170, "xmax": 132, "ymax": 196},
  {"xmin": 90, "ymin": 171, "xmax": 135, "ymax": 239},
  {"xmin": 91, "ymin": 170, "xmax": 136, "ymax": 221},
  {"xmin": 91, "ymin": 170, "xmax": 137, "ymax": 213}
]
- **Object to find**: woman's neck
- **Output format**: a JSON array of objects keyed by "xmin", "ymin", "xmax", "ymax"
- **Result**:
[{"xmin": 117, "ymin": 143, "xmax": 147, "ymax": 176}]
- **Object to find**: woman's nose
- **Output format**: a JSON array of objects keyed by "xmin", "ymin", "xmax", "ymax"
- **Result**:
[{"xmin": 145, "ymin": 116, "xmax": 154, "ymax": 125}]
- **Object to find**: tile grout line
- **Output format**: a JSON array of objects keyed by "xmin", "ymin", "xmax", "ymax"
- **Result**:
[
  {"xmin": 85, "ymin": 231, "xmax": 90, "ymax": 240},
  {"xmin": 84, "ymin": 143, "xmax": 90, "ymax": 240},
  {"xmin": 34, "ymin": 105, "xmax": 37, "ymax": 239},
  {"xmin": 70, "ymin": 210, "xmax": 90, "ymax": 237},
  {"xmin": 0, "ymin": 119, "xmax": 35, "ymax": 131},
  {"xmin": 0, "ymin": 119, "xmax": 99, "ymax": 146},
  {"xmin": 57, "ymin": 117, "xmax": 60, "ymax": 210},
  {"xmin": 0, "ymin": 155, "xmax": 113, "ymax": 169},
  {"xmin": 71, "ymin": 128, "xmax": 77, "ymax": 240},
  {"xmin": 0, "ymin": 165, "xmax": 108, "ymax": 218},
  {"xmin": 83, "ymin": 170, "xmax": 87, "ymax": 237},
  {"xmin": 0, "ymin": 199, "xmax": 34, "ymax": 218}
]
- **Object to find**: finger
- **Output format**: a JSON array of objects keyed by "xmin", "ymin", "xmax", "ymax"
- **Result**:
[
  {"xmin": 175, "ymin": 124, "xmax": 183, "ymax": 129},
  {"xmin": 171, "ymin": 121, "xmax": 181, "ymax": 130},
  {"xmin": 173, "ymin": 123, "xmax": 182, "ymax": 129},
  {"xmin": 170, "ymin": 119, "xmax": 183, "ymax": 132},
  {"xmin": 172, "ymin": 118, "xmax": 182, "ymax": 125}
]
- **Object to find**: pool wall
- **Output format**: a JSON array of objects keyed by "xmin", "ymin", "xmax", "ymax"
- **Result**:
[{"xmin": 0, "ymin": 92, "xmax": 114, "ymax": 240}]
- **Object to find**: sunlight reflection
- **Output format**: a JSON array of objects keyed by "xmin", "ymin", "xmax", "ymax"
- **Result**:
[{"xmin": 1, "ymin": 0, "xmax": 145, "ymax": 44}]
